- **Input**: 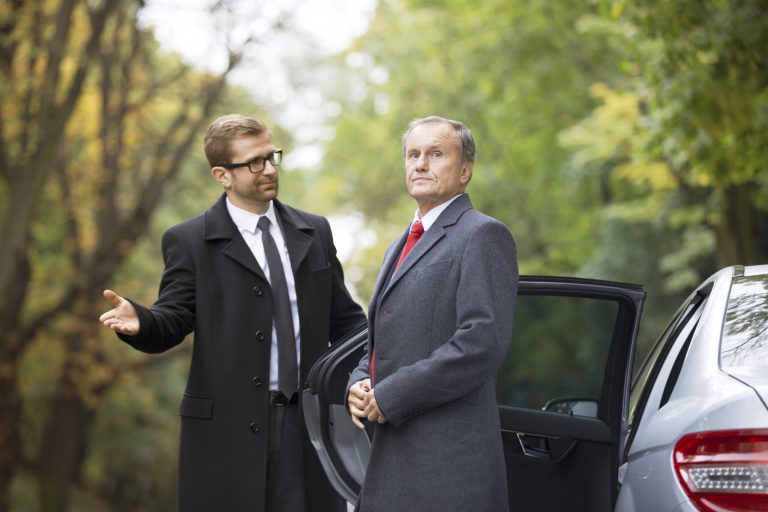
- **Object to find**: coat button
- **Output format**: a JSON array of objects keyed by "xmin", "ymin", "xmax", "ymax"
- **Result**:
[
  {"xmin": 252, "ymin": 376, "xmax": 262, "ymax": 386},
  {"xmin": 252, "ymin": 286, "xmax": 263, "ymax": 296},
  {"xmin": 255, "ymin": 330, "xmax": 265, "ymax": 341},
  {"xmin": 250, "ymin": 422, "xmax": 260, "ymax": 433}
]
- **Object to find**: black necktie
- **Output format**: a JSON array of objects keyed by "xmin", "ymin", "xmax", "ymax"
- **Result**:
[{"xmin": 257, "ymin": 216, "xmax": 298, "ymax": 396}]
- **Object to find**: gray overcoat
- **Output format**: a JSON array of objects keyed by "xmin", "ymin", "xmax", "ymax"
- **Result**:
[
  {"xmin": 119, "ymin": 194, "xmax": 365, "ymax": 512},
  {"xmin": 348, "ymin": 194, "xmax": 518, "ymax": 512}
]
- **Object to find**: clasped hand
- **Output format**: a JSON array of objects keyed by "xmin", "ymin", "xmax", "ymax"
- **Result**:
[{"xmin": 348, "ymin": 378, "xmax": 388, "ymax": 429}]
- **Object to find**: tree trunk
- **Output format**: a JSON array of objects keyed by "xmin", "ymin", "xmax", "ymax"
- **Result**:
[
  {"xmin": 37, "ymin": 329, "xmax": 100, "ymax": 512},
  {"xmin": 38, "ymin": 386, "xmax": 97, "ymax": 512},
  {"xmin": 0, "ymin": 232, "xmax": 32, "ymax": 512},
  {"xmin": 715, "ymin": 182, "xmax": 768, "ymax": 267},
  {"xmin": 0, "ymin": 374, "xmax": 23, "ymax": 512}
]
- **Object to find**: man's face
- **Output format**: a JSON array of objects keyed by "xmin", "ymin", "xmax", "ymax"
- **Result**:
[
  {"xmin": 212, "ymin": 133, "xmax": 278, "ymax": 213},
  {"xmin": 404, "ymin": 122, "xmax": 472, "ymax": 215}
]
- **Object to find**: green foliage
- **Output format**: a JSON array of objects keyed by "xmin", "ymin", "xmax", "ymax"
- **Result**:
[
  {"xmin": 631, "ymin": 0, "xmax": 768, "ymax": 184},
  {"xmin": 321, "ymin": 0, "xmax": 632, "ymax": 282},
  {"xmin": 4, "ymin": 0, "xmax": 768, "ymax": 509},
  {"xmin": 316, "ymin": 0, "xmax": 767, "ymax": 367},
  {"xmin": 626, "ymin": 0, "xmax": 768, "ymax": 258},
  {"xmin": 4, "ymin": 2, "xmax": 283, "ymax": 510}
]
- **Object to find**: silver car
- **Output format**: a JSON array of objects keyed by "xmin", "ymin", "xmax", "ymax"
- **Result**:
[{"xmin": 303, "ymin": 265, "xmax": 768, "ymax": 511}]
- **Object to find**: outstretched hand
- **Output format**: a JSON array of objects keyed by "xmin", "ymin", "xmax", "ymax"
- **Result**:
[{"xmin": 99, "ymin": 289, "xmax": 140, "ymax": 335}]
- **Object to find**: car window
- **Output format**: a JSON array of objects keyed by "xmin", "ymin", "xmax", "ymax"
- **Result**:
[
  {"xmin": 496, "ymin": 294, "xmax": 619, "ymax": 417},
  {"xmin": 659, "ymin": 309, "xmax": 702, "ymax": 408},
  {"xmin": 721, "ymin": 273, "xmax": 768, "ymax": 368},
  {"xmin": 628, "ymin": 290, "xmax": 706, "ymax": 424}
]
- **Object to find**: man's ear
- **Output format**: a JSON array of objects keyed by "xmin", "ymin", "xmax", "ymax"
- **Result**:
[
  {"xmin": 460, "ymin": 162, "xmax": 474, "ymax": 185},
  {"xmin": 211, "ymin": 166, "xmax": 231, "ymax": 188}
]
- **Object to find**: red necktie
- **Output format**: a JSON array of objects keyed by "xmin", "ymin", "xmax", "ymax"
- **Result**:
[
  {"xmin": 371, "ymin": 220, "xmax": 425, "ymax": 384},
  {"xmin": 393, "ymin": 220, "xmax": 424, "ymax": 273}
]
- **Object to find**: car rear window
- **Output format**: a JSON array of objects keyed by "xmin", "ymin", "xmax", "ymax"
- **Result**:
[{"xmin": 720, "ymin": 272, "xmax": 768, "ymax": 368}]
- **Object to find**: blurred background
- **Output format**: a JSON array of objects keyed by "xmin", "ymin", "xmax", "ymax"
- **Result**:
[{"xmin": 0, "ymin": 0, "xmax": 766, "ymax": 510}]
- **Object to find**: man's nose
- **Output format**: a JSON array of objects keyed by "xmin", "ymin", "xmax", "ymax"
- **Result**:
[{"xmin": 262, "ymin": 160, "xmax": 277, "ymax": 176}]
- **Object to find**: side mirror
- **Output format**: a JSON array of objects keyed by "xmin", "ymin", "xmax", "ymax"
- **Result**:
[{"xmin": 542, "ymin": 397, "xmax": 599, "ymax": 417}]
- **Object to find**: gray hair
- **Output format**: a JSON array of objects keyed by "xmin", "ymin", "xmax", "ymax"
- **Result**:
[{"xmin": 401, "ymin": 116, "xmax": 476, "ymax": 164}]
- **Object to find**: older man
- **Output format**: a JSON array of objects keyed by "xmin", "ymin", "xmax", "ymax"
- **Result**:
[{"xmin": 347, "ymin": 116, "xmax": 518, "ymax": 511}]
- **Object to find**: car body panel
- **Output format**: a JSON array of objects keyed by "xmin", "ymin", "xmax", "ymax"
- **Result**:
[{"xmin": 615, "ymin": 265, "xmax": 768, "ymax": 511}]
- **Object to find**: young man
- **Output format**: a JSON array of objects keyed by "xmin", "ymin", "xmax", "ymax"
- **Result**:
[{"xmin": 100, "ymin": 114, "xmax": 365, "ymax": 512}]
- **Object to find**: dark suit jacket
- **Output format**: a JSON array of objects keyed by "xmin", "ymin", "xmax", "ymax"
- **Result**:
[
  {"xmin": 120, "ymin": 194, "xmax": 365, "ymax": 512},
  {"xmin": 348, "ymin": 194, "xmax": 518, "ymax": 512}
]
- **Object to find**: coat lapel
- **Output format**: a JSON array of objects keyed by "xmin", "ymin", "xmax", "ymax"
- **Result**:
[
  {"xmin": 380, "ymin": 194, "xmax": 473, "ymax": 301},
  {"xmin": 205, "ymin": 196, "xmax": 315, "ymax": 279},
  {"xmin": 370, "ymin": 230, "xmax": 407, "ymax": 311},
  {"xmin": 274, "ymin": 200, "xmax": 314, "ymax": 274},
  {"xmin": 206, "ymin": 194, "xmax": 266, "ymax": 279}
]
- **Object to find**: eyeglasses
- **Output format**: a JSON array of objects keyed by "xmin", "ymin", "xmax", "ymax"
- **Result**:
[{"xmin": 217, "ymin": 149, "xmax": 283, "ymax": 174}]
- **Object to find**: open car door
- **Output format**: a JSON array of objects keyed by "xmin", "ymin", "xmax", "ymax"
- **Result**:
[{"xmin": 302, "ymin": 276, "xmax": 646, "ymax": 510}]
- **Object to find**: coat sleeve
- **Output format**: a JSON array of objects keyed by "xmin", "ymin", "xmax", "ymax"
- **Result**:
[
  {"xmin": 373, "ymin": 220, "xmax": 518, "ymax": 427},
  {"xmin": 346, "ymin": 349, "xmax": 371, "ymax": 395},
  {"xmin": 117, "ymin": 227, "xmax": 196, "ymax": 353}
]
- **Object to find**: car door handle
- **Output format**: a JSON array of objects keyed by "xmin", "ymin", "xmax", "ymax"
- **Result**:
[
  {"xmin": 517, "ymin": 433, "xmax": 551, "ymax": 459},
  {"xmin": 515, "ymin": 433, "xmax": 577, "ymax": 463}
]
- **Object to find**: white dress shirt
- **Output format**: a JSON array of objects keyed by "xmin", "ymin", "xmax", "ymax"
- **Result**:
[
  {"xmin": 226, "ymin": 198, "xmax": 301, "ymax": 391},
  {"xmin": 411, "ymin": 194, "xmax": 463, "ymax": 231}
]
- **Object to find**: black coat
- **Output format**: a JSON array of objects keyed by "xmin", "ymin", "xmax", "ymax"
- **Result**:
[{"xmin": 119, "ymin": 194, "xmax": 365, "ymax": 511}]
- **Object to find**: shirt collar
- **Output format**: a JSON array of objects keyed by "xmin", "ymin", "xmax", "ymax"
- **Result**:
[
  {"xmin": 226, "ymin": 198, "xmax": 277, "ymax": 234},
  {"xmin": 411, "ymin": 194, "xmax": 463, "ymax": 231}
]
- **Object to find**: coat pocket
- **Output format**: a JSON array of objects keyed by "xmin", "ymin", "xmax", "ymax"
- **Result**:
[
  {"xmin": 415, "ymin": 258, "xmax": 452, "ymax": 278},
  {"xmin": 179, "ymin": 394, "xmax": 214, "ymax": 419}
]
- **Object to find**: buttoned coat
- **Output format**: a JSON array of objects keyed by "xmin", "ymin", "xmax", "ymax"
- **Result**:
[
  {"xmin": 119, "ymin": 194, "xmax": 365, "ymax": 512},
  {"xmin": 348, "ymin": 194, "xmax": 518, "ymax": 512}
]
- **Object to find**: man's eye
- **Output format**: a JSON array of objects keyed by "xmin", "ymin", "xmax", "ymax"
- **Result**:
[{"xmin": 432, "ymin": 151, "xmax": 442, "ymax": 158}]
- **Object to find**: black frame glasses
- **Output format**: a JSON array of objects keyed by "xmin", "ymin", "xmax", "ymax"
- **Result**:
[{"xmin": 217, "ymin": 149, "xmax": 283, "ymax": 174}]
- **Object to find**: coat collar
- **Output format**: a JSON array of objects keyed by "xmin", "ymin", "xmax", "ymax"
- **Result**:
[
  {"xmin": 274, "ymin": 199, "xmax": 314, "ymax": 274},
  {"xmin": 205, "ymin": 194, "xmax": 315, "ymax": 277},
  {"xmin": 372, "ymin": 193, "xmax": 473, "ymax": 303}
]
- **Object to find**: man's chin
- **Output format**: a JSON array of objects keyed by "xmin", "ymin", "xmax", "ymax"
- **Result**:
[
  {"xmin": 407, "ymin": 184, "xmax": 433, "ymax": 198},
  {"xmin": 257, "ymin": 186, "xmax": 278, "ymax": 201}
]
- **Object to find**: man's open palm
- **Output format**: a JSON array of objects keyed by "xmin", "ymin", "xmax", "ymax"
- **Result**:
[{"xmin": 99, "ymin": 289, "xmax": 140, "ymax": 335}]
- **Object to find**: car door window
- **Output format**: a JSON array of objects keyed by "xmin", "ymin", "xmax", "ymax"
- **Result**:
[
  {"xmin": 496, "ymin": 294, "xmax": 620, "ymax": 418},
  {"xmin": 628, "ymin": 287, "xmax": 708, "ymax": 426}
]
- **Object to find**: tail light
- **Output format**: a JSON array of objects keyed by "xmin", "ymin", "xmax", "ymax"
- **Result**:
[{"xmin": 673, "ymin": 429, "xmax": 768, "ymax": 511}]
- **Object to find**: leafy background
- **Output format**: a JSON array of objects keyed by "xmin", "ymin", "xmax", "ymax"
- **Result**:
[{"xmin": 1, "ymin": 0, "xmax": 766, "ymax": 509}]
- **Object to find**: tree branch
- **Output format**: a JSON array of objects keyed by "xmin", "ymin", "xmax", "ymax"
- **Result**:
[
  {"xmin": 42, "ymin": 0, "xmax": 123, "ymax": 147},
  {"xmin": 37, "ymin": 0, "xmax": 77, "ymax": 121},
  {"xmin": 19, "ymin": 2, "xmax": 45, "ymax": 162}
]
